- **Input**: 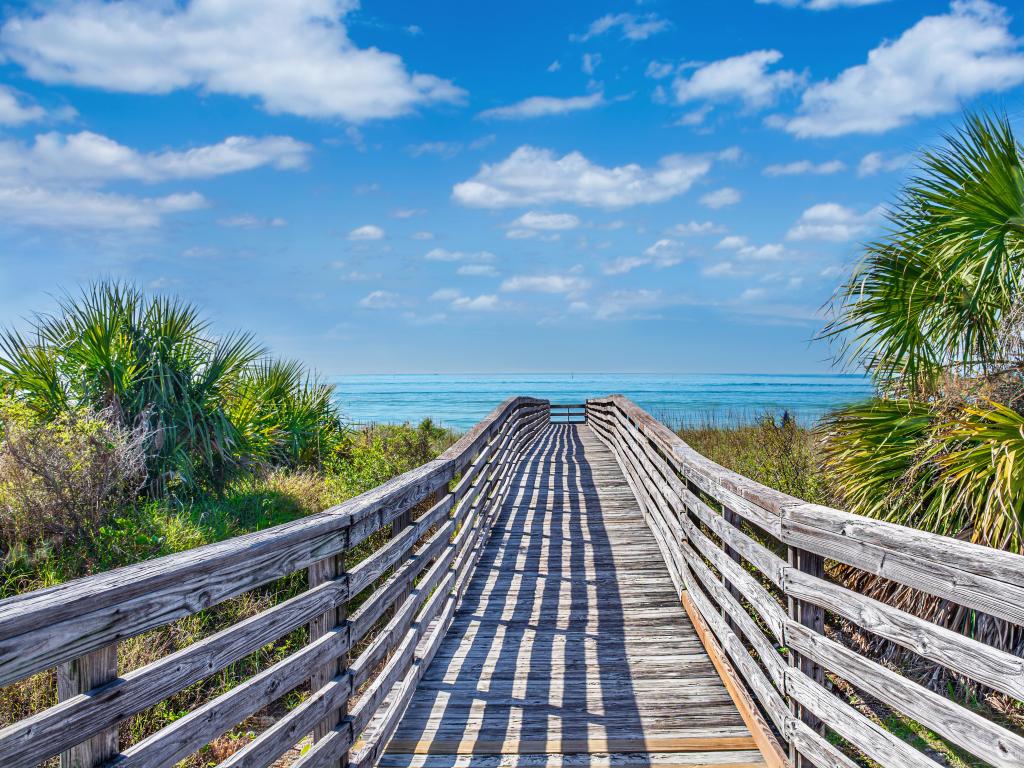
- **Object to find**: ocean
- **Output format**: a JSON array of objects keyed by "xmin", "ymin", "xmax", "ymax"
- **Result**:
[{"xmin": 331, "ymin": 373, "xmax": 873, "ymax": 431}]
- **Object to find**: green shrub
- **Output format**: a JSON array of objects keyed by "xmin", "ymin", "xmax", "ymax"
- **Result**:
[
  {"xmin": 0, "ymin": 282, "xmax": 344, "ymax": 495},
  {"xmin": 0, "ymin": 399, "xmax": 148, "ymax": 558}
]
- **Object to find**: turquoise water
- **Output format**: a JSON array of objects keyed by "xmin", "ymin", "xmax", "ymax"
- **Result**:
[{"xmin": 331, "ymin": 373, "xmax": 872, "ymax": 431}]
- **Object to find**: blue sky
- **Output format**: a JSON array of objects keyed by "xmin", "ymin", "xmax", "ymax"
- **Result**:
[{"xmin": 1, "ymin": 0, "xmax": 1023, "ymax": 375}]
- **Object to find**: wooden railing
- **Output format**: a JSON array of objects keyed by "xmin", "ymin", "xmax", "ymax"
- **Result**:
[
  {"xmin": 548, "ymin": 403, "xmax": 586, "ymax": 424},
  {"xmin": 587, "ymin": 395, "xmax": 1024, "ymax": 768},
  {"xmin": 0, "ymin": 397, "xmax": 549, "ymax": 768}
]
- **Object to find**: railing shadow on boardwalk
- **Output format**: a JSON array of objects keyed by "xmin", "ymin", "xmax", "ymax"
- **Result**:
[{"xmin": 389, "ymin": 423, "xmax": 644, "ymax": 758}]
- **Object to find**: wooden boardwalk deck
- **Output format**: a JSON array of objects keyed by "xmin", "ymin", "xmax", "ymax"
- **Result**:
[{"xmin": 382, "ymin": 423, "xmax": 766, "ymax": 767}]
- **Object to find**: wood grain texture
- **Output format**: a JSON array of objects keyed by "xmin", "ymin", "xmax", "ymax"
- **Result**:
[{"xmin": 385, "ymin": 424, "xmax": 767, "ymax": 768}]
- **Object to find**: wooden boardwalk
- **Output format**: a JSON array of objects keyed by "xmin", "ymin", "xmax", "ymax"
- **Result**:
[{"xmin": 382, "ymin": 424, "xmax": 765, "ymax": 767}]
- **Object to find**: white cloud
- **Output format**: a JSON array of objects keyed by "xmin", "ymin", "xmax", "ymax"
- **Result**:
[
  {"xmin": 857, "ymin": 151, "xmax": 912, "ymax": 176},
  {"xmin": 0, "ymin": 131, "xmax": 310, "ymax": 183},
  {"xmin": 425, "ymin": 248, "xmax": 495, "ymax": 262},
  {"xmin": 348, "ymin": 224, "xmax": 384, "ymax": 241},
  {"xmin": 1, "ymin": 0, "xmax": 464, "ymax": 122},
  {"xmin": 431, "ymin": 288, "xmax": 499, "ymax": 311},
  {"xmin": 645, "ymin": 61, "xmax": 675, "ymax": 79},
  {"xmin": 581, "ymin": 53, "xmax": 601, "ymax": 75},
  {"xmin": 392, "ymin": 208, "xmax": 426, "ymax": 218},
  {"xmin": 479, "ymin": 92, "xmax": 605, "ymax": 120},
  {"xmin": 358, "ymin": 290, "xmax": 401, "ymax": 309},
  {"xmin": 547, "ymin": 60, "xmax": 562, "ymax": 73},
  {"xmin": 501, "ymin": 274, "xmax": 589, "ymax": 295},
  {"xmin": 757, "ymin": 0, "xmax": 891, "ymax": 8},
  {"xmin": 0, "ymin": 186, "xmax": 204, "ymax": 229},
  {"xmin": 603, "ymin": 238, "xmax": 683, "ymax": 274},
  {"xmin": 700, "ymin": 187, "xmax": 741, "ymax": 209},
  {"xmin": 430, "ymin": 288, "xmax": 461, "ymax": 301},
  {"xmin": 740, "ymin": 287, "xmax": 767, "ymax": 302},
  {"xmin": 573, "ymin": 13, "xmax": 670, "ymax": 42},
  {"xmin": 669, "ymin": 220, "xmax": 723, "ymax": 235},
  {"xmin": 411, "ymin": 231, "xmax": 434, "ymax": 240},
  {"xmin": 763, "ymin": 159, "xmax": 846, "ymax": 176},
  {"xmin": 0, "ymin": 85, "xmax": 45, "ymax": 124},
  {"xmin": 674, "ymin": 50, "xmax": 803, "ymax": 109},
  {"xmin": 509, "ymin": 211, "xmax": 581, "ymax": 231},
  {"xmin": 784, "ymin": 1, "xmax": 1024, "ymax": 137},
  {"xmin": 451, "ymin": 294, "xmax": 499, "ymax": 311},
  {"xmin": 453, "ymin": 145, "xmax": 717, "ymax": 209},
  {"xmin": 675, "ymin": 105, "xmax": 712, "ymax": 126},
  {"xmin": 716, "ymin": 235, "xmax": 785, "ymax": 260},
  {"xmin": 786, "ymin": 202, "xmax": 882, "ymax": 241},
  {"xmin": 218, "ymin": 214, "xmax": 287, "ymax": 228}
]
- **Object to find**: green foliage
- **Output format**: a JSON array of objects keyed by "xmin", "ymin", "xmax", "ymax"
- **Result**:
[
  {"xmin": 678, "ymin": 412, "xmax": 827, "ymax": 504},
  {"xmin": 823, "ymin": 112, "xmax": 1024, "ymax": 394},
  {"xmin": 0, "ymin": 281, "xmax": 343, "ymax": 495}
]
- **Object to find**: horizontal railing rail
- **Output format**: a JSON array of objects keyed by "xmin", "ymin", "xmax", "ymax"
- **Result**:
[
  {"xmin": 0, "ymin": 397, "xmax": 549, "ymax": 768},
  {"xmin": 587, "ymin": 395, "xmax": 1024, "ymax": 768},
  {"xmin": 548, "ymin": 403, "xmax": 586, "ymax": 424}
]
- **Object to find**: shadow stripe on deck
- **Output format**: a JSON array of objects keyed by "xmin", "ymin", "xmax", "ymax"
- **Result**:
[{"xmin": 383, "ymin": 424, "xmax": 767, "ymax": 768}]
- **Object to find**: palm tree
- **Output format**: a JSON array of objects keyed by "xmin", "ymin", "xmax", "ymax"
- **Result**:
[
  {"xmin": 821, "ymin": 112, "xmax": 1024, "ymax": 661},
  {"xmin": 0, "ymin": 282, "xmax": 343, "ymax": 494}
]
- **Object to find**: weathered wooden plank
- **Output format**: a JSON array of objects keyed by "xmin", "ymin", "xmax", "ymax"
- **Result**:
[
  {"xmin": 57, "ymin": 644, "xmax": 118, "ymax": 768},
  {"xmin": 785, "ymin": 620, "xmax": 1024, "ymax": 767},
  {"xmin": 0, "ymin": 575, "xmax": 348, "ymax": 766},
  {"xmin": 783, "ymin": 566, "xmax": 1024, "ymax": 701}
]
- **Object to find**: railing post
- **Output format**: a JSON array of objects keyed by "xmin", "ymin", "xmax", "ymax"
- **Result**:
[
  {"xmin": 57, "ymin": 643, "xmax": 119, "ymax": 767},
  {"xmin": 787, "ymin": 544, "xmax": 825, "ymax": 768},
  {"xmin": 308, "ymin": 550, "xmax": 349, "ymax": 764},
  {"xmin": 722, "ymin": 507, "xmax": 744, "ymax": 634}
]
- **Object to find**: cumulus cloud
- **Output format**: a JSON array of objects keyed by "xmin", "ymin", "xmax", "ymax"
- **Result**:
[
  {"xmin": 573, "ymin": 13, "xmax": 670, "ymax": 42},
  {"xmin": 668, "ymin": 220, "xmax": 723, "ymax": 235},
  {"xmin": 674, "ymin": 50, "xmax": 803, "ymax": 110},
  {"xmin": 0, "ymin": 85, "xmax": 45, "ymax": 124},
  {"xmin": 425, "ymin": 248, "xmax": 495, "ymax": 262},
  {"xmin": 0, "ymin": 131, "xmax": 310, "ymax": 183},
  {"xmin": 763, "ymin": 159, "xmax": 846, "ymax": 176},
  {"xmin": 715, "ymin": 235, "xmax": 785, "ymax": 260},
  {"xmin": 453, "ymin": 145, "xmax": 717, "ymax": 209},
  {"xmin": 603, "ymin": 238, "xmax": 684, "ymax": 275},
  {"xmin": 501, "ymin": 274, "xmax": 589, "ymax": 295},
  {"xmin": 451, "ymin": 294, "xmax": 499, "ymax": 311},
  {"xmin": 506, "ymin": 211, "xmax": 581, "ymax": 239},
  {"xmin": 786, "ymin": 202, "xmax": 882, "ymax": 241},
  {"xmin": 218, "ymin": 214, "xmax": 287, "ymax": 228},
  {"xmin": 857, "ymin": 151, "xmax": 912, "ymax": 176},
  {"xmin": 783, "ymin": 1, "xmax": 1024, "ymax": 137},
  {"xmin": 478, "ymin": 92, "xmax": 605, "ymax": 120},
  {"xmin": 700, "ymin": 187, "xmax": 741, "ymax": 209},
  {"xmin": 348, "ymin": 225, "xmax": 384, "ymax": 240},
  {"xmin": 1, "ymin": 0, "xmax": 465, "ymax": 122},
  {"xmin": 0, "ymin": 187, "xmax": 204, "ymax": 229},
  {"xmin": 358, "ymin": 290, "xmax": 401, "ymax": 309}
]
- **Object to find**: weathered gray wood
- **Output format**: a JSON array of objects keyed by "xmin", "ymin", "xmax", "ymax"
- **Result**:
[
  {"xmin": 309, "ymin": 553, "xmax": 347, "ymax": 744},
  {"xmin": 57, "ymin": 644, "xmax": 118, "ymax": 768},
  {"xmin": 782, "ymin": 510, "xmax": 1024, "ymax": 627},
  {"xmin": 116, "ymin": 626, "xmax": 352, "ymax": 768},
  {"xmin": 0, "ymin": 575, "xmax": 348, "ymax": 766},
  {"xmin": 783, "ymin": 566, "xmax": 1024, "ymax": 701},
  {"xmin": 785, "ymin": 621, "xmax": 1024, "ymax": 767},
  {"xmin": 784, "ymin": 666, "xmax": 940, "ymax": 768}
]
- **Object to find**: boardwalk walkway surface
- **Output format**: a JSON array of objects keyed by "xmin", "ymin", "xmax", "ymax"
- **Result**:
[{"xmin": 383, "ymin": 424, "xmax": 765, "ymax": 767}]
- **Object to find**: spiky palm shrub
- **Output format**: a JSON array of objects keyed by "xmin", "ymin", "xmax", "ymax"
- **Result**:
[
  {"xmin": 0, "ymin": 282, "xmax": 342, "ymax": 495},
  {"xmin": 821, "ymin": 113, "xmax": 1024, "ymax": 673}
]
